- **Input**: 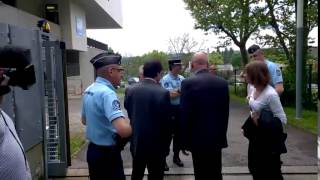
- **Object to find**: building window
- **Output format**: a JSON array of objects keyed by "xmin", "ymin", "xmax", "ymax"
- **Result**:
[{"xmin": 45, "ymin": 4, "xmax": 59, "ymax": 24}]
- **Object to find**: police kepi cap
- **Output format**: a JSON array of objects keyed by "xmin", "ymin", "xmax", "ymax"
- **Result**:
[
  {"xmin": 247, "ymin": 44, "xmax": 261, "ymax": 54},
  {"xmin": 168, "ymin": 56, "xmax": 182, "ymax": 65},
  {"xmin": 90, "ymin": 53, "xmax": 122, "ymax": 69}
]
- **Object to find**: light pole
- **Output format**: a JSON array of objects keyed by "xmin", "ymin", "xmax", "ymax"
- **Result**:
[{"xmin": 295, "ymin": 0, "xmax": 303, "ymax": 119}]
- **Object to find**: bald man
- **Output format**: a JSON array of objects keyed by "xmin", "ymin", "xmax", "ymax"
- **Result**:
[{"xmin": 180, "ymin": 52, "xmax": 229, "ymax": 180}]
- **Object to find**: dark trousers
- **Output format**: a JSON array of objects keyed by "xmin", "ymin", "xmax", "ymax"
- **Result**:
[
  {"xmin": 248, "ymin": 141, "xmax": 284, "ymax": 180},
  {"xmin": 87, "ymin": 142, "xmax": 125, "ymax": 180},
  {"xmin": 192, "ymin": 150, "xmax": 222, "ymax": 180},
  {"xmin": 169, "ymin": 105, "xmax": 182, "ymax": 156},
  {"xmin": 131, "ymin": 155, "xmax": 166, "ymax": 180}
]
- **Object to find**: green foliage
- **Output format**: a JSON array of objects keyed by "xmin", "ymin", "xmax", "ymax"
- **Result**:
[
  {"xmin": 280, "ymin": 65, "xmax": 317, "ymax": 111},
  {"xmin": 184, "ymin": 0, "xmax": 266, "ymax": 65},
  {"xmin": 115, "ymin": 87, "xmax": 125, "ymax": 95},
  {"xmin": 122, "ymin": 50, "xmax": 169, "ymax": 78},
  {"xmin": 254, "ymin": 0, "xmax": 318, "ymax": 66},
  {"xmin": 285, "ymin": 107, "xmax": 317, "ymax": 135},
  {"xmin": 263, "ymin": 49, "xmax": 288, "ymax": 64},
  {"xmin": 222, "ymin": 47, "xmax": 234, "ymax": 64},
  {"xmin": 107, "ymin": 47, "xmax": 114, "ymax": 54},
  {"xmin": 208, "ymin": 51, "xmax": 223, "ymax": 65},
  {"xmin": 231, "ymin": 52, "xmax": 242, "ymax": 68},
  {"xmin": 281, "ymin": 66, "xmax": 296, "ymax": 106},
  {"xmin": 70, "ymin": 133, "xmax": 86, "ymax": 157}
]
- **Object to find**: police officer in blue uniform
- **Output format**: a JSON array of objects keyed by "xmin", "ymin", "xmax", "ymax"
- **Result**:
[
  {"xmin": 247, "ymin": 44, "xmax": 284, "ymax": 95},
  {"xmin": 160, "ymin": 57, "xmax": 185, "ymax": 169},
  {"xmin": 81, "ymin": 53, "xmax": 132, "ymax": 180}
]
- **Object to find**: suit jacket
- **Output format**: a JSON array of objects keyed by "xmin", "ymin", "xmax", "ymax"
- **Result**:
[
  {"xmin": 242, "ymin": 110, "xmax": 287, "ymax": 154},
  {"xmin": 180, "ymin": 69, "xmax": 229, "ymax": 152},
  {"xmin": 124, "ymin": 78, "xmax": 172, "ymax": 158}
]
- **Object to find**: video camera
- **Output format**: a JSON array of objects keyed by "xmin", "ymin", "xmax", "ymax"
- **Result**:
[{"xmin": 0, "ymin": 46, "xmax": 36, "ymax": 91}]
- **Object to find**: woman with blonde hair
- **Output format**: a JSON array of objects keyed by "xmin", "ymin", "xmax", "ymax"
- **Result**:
[{"xmin": 242, "ymin": 61, "xmax": 287, "ymax": 180}]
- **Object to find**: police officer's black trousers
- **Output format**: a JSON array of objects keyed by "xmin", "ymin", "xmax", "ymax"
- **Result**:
[
  {"xmin": 191, "ymin": 149, "xmax": 222, "ymax": 180},
  {"xmin": 87, "ymin": 142, "xmax": 125, "ymax": 180},
  {"xmin": 248, "ymin": 141, "xmax": 284, "ymax": 180},
  {"xmin": 131, "ymin": 155, "xmax": 166, "ymax": 180},
  {"xmin": 169, "ymin": 105, "xmax": 182, "ymax": 156}
]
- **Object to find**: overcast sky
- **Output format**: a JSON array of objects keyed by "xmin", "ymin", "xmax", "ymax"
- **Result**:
[{"xmin": 87, "ymin": 0, "xmax": 318, "ymax": 56}]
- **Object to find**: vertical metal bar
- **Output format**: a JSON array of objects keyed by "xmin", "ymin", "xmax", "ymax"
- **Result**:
[
  {"xmin": 38, "ymin": 34, "xmax": 49, "ymax": 180},
  {"xmin": 234, "ymin": 69, "xmax": 237, "ymax": 95},
  {"xmin": 295, "ymin": 0, "xmax": 303, "ymax": 119},
  {"xmin": 60, "ymin": 42, "xmax": 71, "ymax": 166},
  {"xmin": 308, "ymin": 64, "xmax": 312, "ymax": 104}
]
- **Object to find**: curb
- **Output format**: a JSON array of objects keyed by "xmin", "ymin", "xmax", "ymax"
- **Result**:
[{"xmin": 66, "ymin": 166, "xmax": 318, "ymax": 177}]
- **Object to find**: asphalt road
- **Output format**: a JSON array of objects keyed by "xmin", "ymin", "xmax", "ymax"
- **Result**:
[{"xmin": 68, "ymin": 97, "xmax": 317, "ymax": 169}]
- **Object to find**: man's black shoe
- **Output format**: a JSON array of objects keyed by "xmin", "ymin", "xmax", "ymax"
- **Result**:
[
  {"xmin": 164, "ymin": 162, "xmax": 169, "ymax": 171},
  {"xmin": 173, "ymin": 156, "xmax": 184, "ymax": 167}
]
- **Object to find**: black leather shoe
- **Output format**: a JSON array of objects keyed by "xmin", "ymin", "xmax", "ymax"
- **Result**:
[
  {"xmin": 173, "ymin": 156, "xmax": 184, "ymax": 167},
  {"xmin": 164, "ymin": 162, "xmax": 169, "ymax": 171}
]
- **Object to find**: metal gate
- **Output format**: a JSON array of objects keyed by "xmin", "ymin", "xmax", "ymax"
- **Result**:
[
  {"xmin": 0, "ymin": 23, "xmax": 70, "ymax": 178},
  {"xmin": 42, "ymin": 40, "xmax": 69, "ymax": 176}
]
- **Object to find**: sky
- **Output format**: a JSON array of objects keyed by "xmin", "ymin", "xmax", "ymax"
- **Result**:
[{"xmin": 87, "ymin": 0, "xmax": 318, "ymax": 57}]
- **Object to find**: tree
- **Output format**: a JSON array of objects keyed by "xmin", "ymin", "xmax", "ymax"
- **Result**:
[
  {"xmin": 168, "ymin": 33, "xmax": 204, "ymax": 54},
  {"xmin": 253, "ymin": 0, "xmax": 318, "ymax": 66},
  {"xmin": 122, "ymin": 50, "xmax": 169, "ymax": 78},
  {"xmin": 141, "ymin": 50, "xmax": 169, "ymax": 71},
  {"xmin": 107, "ymin": 47, "xmax": 114, "ymax": 54},
  {"xmin": 231, "ymin": 52, "xmax": 242, "ymax": 68},
  {"xmin": 168, "ymin": 33, "xmax": 206, "ymax": 74},
  {"xmin": 208, "ymin": 51, "xmax": 224, "ymax": 65},
  {"xmin": 222, "ymin": 47, "xmax": 229, "ymax": 64},
  {"xmin": 183, "ymin": 0, "xmax": 266, "ymax": 65},
  {"xmin": 253, "ymin": 0, "xmax": 318, "ymax": 106}
]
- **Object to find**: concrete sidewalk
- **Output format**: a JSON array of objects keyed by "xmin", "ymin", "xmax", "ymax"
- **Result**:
[
  {"xmin": 54, "ymin": 175, "xmax": 317, "ymax": 180},
  {"xmin": 66, "ymin": 97, "xmax": 317, "ymax": 177}
]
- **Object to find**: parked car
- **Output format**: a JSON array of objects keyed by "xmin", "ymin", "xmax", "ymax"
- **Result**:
[{"xmin": 128, "ymin": 77, "xmax": 139, "ymax": 85}]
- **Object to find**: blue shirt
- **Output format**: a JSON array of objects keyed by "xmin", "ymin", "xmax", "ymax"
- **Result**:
[
  {"xmin": 160, "ymin": 73, "xmax": 185, "ymax": 105},
  {"xmin": 81, "ymin": 77, "xmax": 124, "ymax": 146},
  {"xmin": 265, "ymin": 59, "xmax": 283, "ymax": 87}
]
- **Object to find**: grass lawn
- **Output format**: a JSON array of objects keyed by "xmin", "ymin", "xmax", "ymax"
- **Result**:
[
  {"xmin": 284, "ymin": 107, "xmax": 317, "ymax": 135},
  {"xmin": 229, "ymin": 90, "xmax": 317, "ymax": 135},
  {"xmin": 70, "ymin": 133, "xmax": 86, "ymax": 158}
]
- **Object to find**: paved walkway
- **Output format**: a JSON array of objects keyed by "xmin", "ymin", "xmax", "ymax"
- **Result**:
[
  {"xmin": 67, "ymin": 97, "xmax": 317, "ymax": 176},
  {"xmin": 54, "ymin": 174, "xmax": 317, "ymax": 180}
]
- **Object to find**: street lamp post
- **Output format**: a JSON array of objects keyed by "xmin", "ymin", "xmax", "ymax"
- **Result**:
[{"xmin": 295, "ymin": 0, "xmax": 303, "ymax": 119}]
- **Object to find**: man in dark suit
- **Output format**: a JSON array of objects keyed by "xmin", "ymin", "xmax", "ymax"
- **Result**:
[
  {"xmin": 124, "ymin": 60, "xmax": 172, "ymax": 180},
  {"xmin": 180, "ymin": 52, "xmax": 229, "ymax": 180}
]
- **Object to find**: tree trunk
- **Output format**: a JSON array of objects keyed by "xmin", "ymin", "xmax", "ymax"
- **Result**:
[{"xmin": 239, "ymin": 44, "xmax": 248, "ymax": 66}]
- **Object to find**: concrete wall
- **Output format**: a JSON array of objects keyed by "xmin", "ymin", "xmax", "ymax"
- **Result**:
[
  {"xmin": 58, "ymin": 0, "xmax": 72, "ymax": 49},
  {"xmin": 26, "ymin": 144, "xmax": 44, "ymax": 180},
  {"xmin": 59, "ymin": 0, "xmax": 87, "ymax": 51},
  {"xmin": 67, "ymin": 47, "xmax": 105, "ymax": 96},
  {"xmin": 95, "ymin": 0, "xmax": 123, "ymax": 27},
  {"xmin": 0, "ymin": 3, "xmax": 61, "ymax": 39},
  {"xmin": 69, "ymin": 0, "xmax": 87, "ymax": 51},
  {"xmin": 16, "ymin": 0, "xmax": 43, "ymax": 17},
  {"xmin": 80, "ymin": 47, "xmax": 105, "ymax": 90}
]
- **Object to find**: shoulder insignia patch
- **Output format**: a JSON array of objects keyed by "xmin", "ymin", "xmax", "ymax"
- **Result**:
[
  {"xmin": 164, "ymin": 82, "xmax": 169, "ymax": 88},
  {"xmin": 112, "ymin": 100, "xmax": 121, "ymax": 111}
]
